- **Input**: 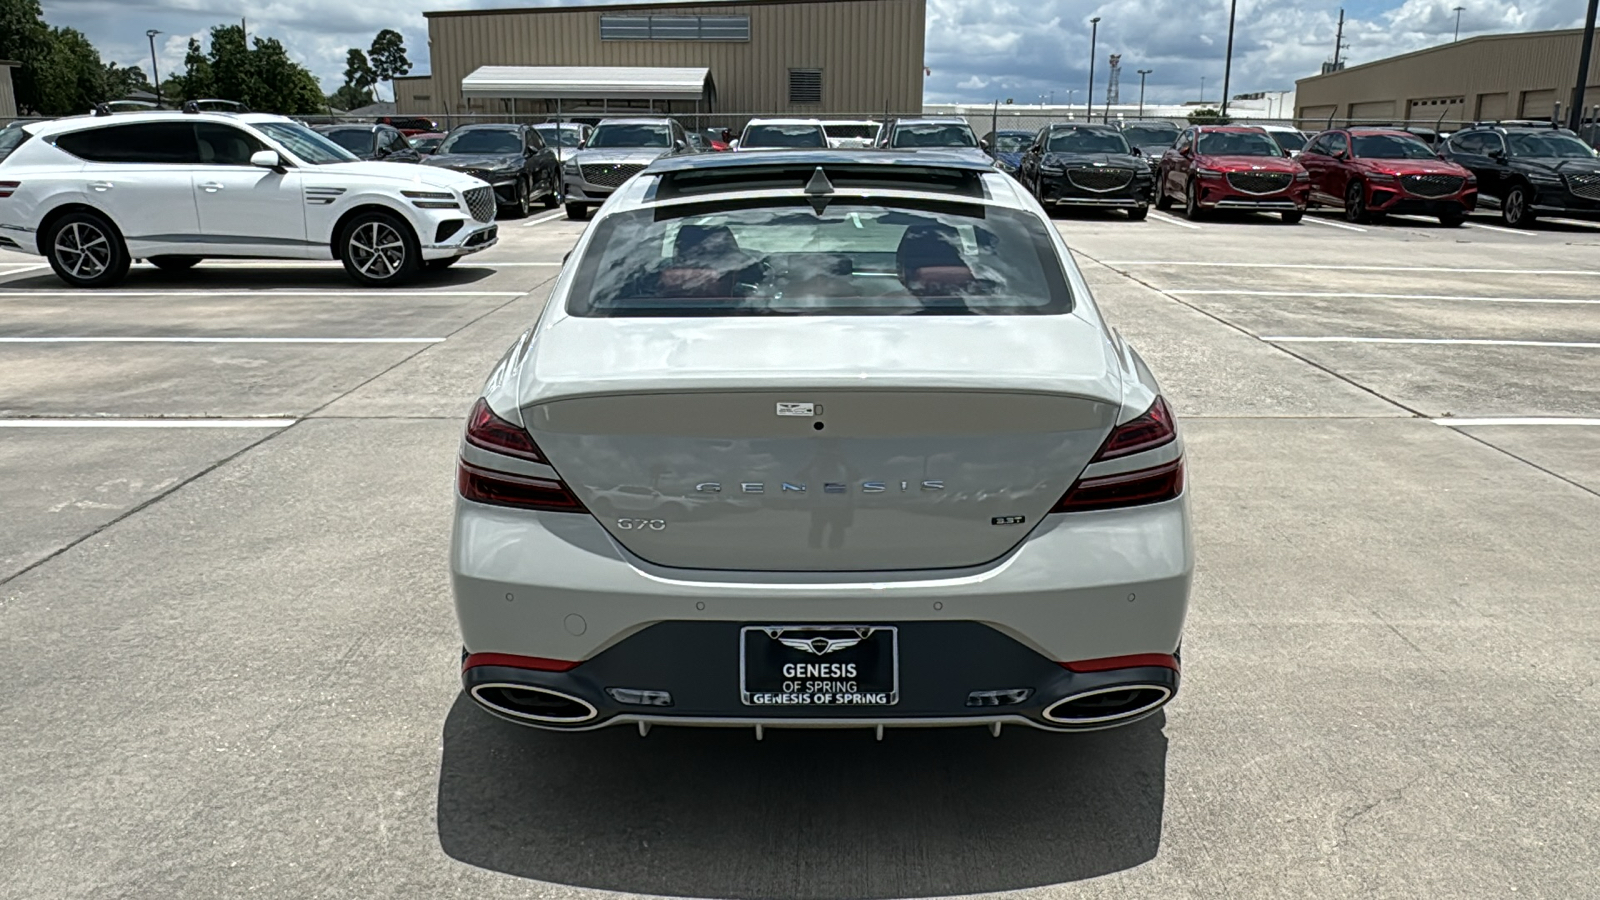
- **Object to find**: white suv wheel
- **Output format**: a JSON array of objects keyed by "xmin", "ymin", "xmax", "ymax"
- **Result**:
[
  {"xmin": 339, "ymin": 212, "xmax": 421, "ymax": 287},
  {"xmin": 45, "ymin": 212, "xmax": 130, "ymax": 288}
]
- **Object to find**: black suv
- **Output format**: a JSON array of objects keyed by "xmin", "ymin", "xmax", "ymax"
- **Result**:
[
  {"xmin": 1439, "ymin": 123, "xmax": 1600, "ymax": 227},
  {"xmin": 420, "ymin": 123, "xmax": 562, "ymax": 218},
  {"xmin": 1019, "ymin": 122, "xmax": 1154, "ymax": 220},
  {"xmin": 313, "ymin": 124, "xmax": 421, "ymax": 163}
]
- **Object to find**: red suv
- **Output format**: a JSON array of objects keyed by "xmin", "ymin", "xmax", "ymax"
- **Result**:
[
  {"xmin": 1299, "ymin": 127, "xmax": 1477, "ymax": 226},
  {"xmin": 1157, "ymin": 126, "xmax": 1310, "ymax": 222}
]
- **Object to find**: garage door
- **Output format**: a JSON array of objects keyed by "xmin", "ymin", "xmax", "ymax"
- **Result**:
[
  {"xmin": 1520, "ymin": 89, "xmax": 1556, "ymax": 117},
  {"xmin": 1477, "ymin": 93, "xmax": 1507, "ymax": 120},
  {"xmin": 1348, "ymin": 100, "xmax": 1396, "ymax": 122},
  {"xmin": 1298, "ymin": 105, "xmax": 1336, "ymax": 128}
]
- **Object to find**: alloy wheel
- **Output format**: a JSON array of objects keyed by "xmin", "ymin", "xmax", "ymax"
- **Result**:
[
  {"xmin": 517, "ymin": 180, "xmax": 531, "ymax": 217},
  {"xmin": 348, "ymin": 221, "xmax": 406, "ymax": 280},
  {"xmin": 1504, "ymin": 188, "xmax": 1527, "ymax": 226},
  {"xmin": 1345, "ymin": 183, "xmax": 1365, "ymax": 223},
  {"xmin": 54, "ymin": 222, "xmax": 111, "ymax": 280}
]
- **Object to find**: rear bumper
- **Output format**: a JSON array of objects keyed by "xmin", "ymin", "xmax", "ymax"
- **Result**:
[{"xmin": 450, "ymin": 495, "xmax": 1194, "ymax": 731}]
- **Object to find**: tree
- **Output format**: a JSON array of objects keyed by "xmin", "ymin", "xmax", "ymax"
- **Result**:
[
  {"xmin": 366, "ymin": 29, "xmax": 411, "ymax": 101},
  {"xmin": 104, "ymin": 62, "xmax": 152, "ymax": 99},
  {"xmin": 1187, "ymin": 107, "xmax": 1232, "ymax": 126},
  {"xmin": 337, "ymin": 48, "xmax": 376, "ymax": 108},
  {"xmin": 169, "ymin": 37, "xmax": 214, "ymax": 101},
  {"xmin": 0, "ymin": 0, "xmax": 119, "ymax": 115}
]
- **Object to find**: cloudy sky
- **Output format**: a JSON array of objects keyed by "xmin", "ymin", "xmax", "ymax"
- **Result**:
[{"xmin": 40, "ymin": 0, "xmax": 1589, "ymax": 106}]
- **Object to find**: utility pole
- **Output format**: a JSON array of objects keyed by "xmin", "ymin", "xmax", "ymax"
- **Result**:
[
  {"xmin": 1221, "ymin": 0, "xmax": 1238, "ymax": 118},
  {"xmin": 1137, "ymin": 69, "xmax": 1153, "ymax": 118},
  {"xmin": 146, "ymin": 29, "xmax": 162, "ymax": 107},
  {"xmin": 1333, "ymin": 9, "xmax": 1345, "ymax": 68},
  {"xmin": 1087, "ymin": 17, "xmax": 1101, "ymax": 124},
  {"xmin": 1453, "ymin": 7, "xmax": 1465, "ymax": 41},
  {"xmin": 1571, "ymin": 0, "xmax": 1599, "ymax": 130}
]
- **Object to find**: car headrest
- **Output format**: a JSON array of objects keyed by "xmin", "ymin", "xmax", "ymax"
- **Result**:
[
  {"xmin": 658, "ymin": 267, "xmax": 731, "ymax": 298},
  {"xmin": 673, "ymin": 224, "xmax": 740, "ymax": 262},
  {"xmin": 905, "ymin": 265, "xmax": 975, "ymax": 295},
  {"xmin": 896, "ymin": 222, "xmax": 965, "ymax": 276}
]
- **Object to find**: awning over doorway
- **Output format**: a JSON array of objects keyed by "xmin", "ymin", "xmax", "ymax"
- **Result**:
[{"xmin": 460, "ymin": 66, "xmax": 714, "ymax": 102}]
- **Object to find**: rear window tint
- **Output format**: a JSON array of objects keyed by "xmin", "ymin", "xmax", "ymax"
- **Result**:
[
  {"xmin": 54, "ymin": 122, "xmax": 199, "ymax": 163},
  {"xmin": 322, "ymin": 129, "xmax": 374, "ymax": 154},
  {"xmin": 567, "ymin": 199, "xmax": 1073, "ymax": 317},
  {"xmin": 744, "ymin": 125, "xmax": 826, "ymax": 148}
]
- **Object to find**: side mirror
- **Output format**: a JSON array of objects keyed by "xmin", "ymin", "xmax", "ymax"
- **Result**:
[
  {"xmin": 729, "ymin": 139, "xmax": 740, "ymax": 150},
  {"xmin": 979, "ymin": 139, "xmax": 990, "ymax": 151},
  {"xmin": 1488, "ymin": 148, "xmax": 1506, "ymax": 160},
  {"xmin": 250, "ymin": 150, "xmax": 282, "ymax": 169},
  {"xmin": 577, "ymin": 139, "xmax": 587, "ymax": 149},
  {"xmin": 1131, "ymin": 146, "xmax": 1143, "ymax": 156},
  {"xmin": 674, "ymin": 139, "xmax": 688, "ymax": 152}
]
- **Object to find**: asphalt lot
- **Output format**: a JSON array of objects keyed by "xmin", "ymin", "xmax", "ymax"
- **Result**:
[{"xmin": 1, "ymin": 202, "xmax": 1597, "ymax": 899}]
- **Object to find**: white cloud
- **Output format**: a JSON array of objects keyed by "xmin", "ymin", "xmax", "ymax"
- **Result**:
[{"xmin": 35, "ymin": 0, "xmax": 1594, "ymax": 105}]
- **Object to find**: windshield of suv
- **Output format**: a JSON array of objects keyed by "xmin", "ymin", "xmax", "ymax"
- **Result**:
[
  {"xmin": 1196, "ymin": 131, "xmax": 1283, "ymax": 157},
  {"xmin": 1352, "ymin": 134, "xmax": 1436, "ymax": 159},
  {"xmin": 1507, "ymin": 132, "xmax": 1597, "ymax": 158},
  {"xmin": 891, "ymin": 124, "xmax": 977, "ymax": 148},
  {"xmin": 1268, "ymin": 130, "xmax": 1308, "ymax": 152},
  {"xmin": 568, "ymin": 200, "xmax": 1071, "ymax": 317},
  {"xmin": 321, "ymin": 129, "xmax": 373, "ymax": 154},
  {"xmin": 1121, "ymin": 125, "xmax": 1180, "ymax": 147},
  {"xmin": 989, "ymin": 133, "xmax": 1032, "ymax": 152},
  {"xmin": 1047, "ymin": 130, "xmax": 1131, "ymax": 154},
  {"xmin": 255, "ymin": 122, "xmax": 358, "ymax": 165},
  {"xmin": 742, "ymin": 124, "xmax": 827, "ymax": 148},
  {"xmin": 534, "ymin": 125, "xmax": 583, "ymax": 147},
  {"xmin": 439, "ymin": 129, "xmax": 522, "ymax": 155},
  {"xmin": 589, "ymin": 124, "xmax": 672, "ymax": 149}
]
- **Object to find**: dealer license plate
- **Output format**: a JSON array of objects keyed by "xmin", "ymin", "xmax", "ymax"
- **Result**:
[{"xmin": 740, "ymin": 625, "xmax": 898, "ymax": 707}]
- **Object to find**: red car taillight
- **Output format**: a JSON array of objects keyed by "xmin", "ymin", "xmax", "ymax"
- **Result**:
[
  {"xmin": 0, "ymin": 181, "xmax": 20, "ymax": 199},
  {"xmin": 1052, "ymin": 397, "xmax": 1184, "ymax": 513},
  {"xmin": 459, "ymin": 398, "xmax": 587, "ymax": 512}
]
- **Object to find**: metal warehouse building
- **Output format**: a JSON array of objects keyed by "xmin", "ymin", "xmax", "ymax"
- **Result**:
[
  {"xmin": 1296, "ymin": 28, "xmax": 1600, "ymax": 126},
  {"xmin": 396, "ymin": 0, "xmax": 926, "ymax": 119}
]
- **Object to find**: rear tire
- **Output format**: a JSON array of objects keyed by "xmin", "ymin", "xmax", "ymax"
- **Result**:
[
  {"xmin": 1183, "ymin": 179, "xmax": 1205, "ymax": 220},
  {"xmin": 1344, "ymin": 181, "xmax": 1369, "ymax": 224},
  {"xmin": 149, "ymin": 255, "xmax": 201, "ymax": 272},
  {"xmin": 1438, "ymin": 210, "xmax": 1466, "ymax": 228},
  {"xmin": 1154, "ymin": 178, "xmax": 1173, "ymax": 211},
  {"xmin": 510, "ymin": 180, "xmax": 531, "ymax": 219},
  {"xmin": 1281, "ymin": 210, "xmax": 1304, "ymax": 224},
  {"xmin": 1127, "ymin": 206, "xmax": 1149, "ymax": 221},
  {"xmin": 338, "ymin": 211, "xmax": 421, "ymax": 287},
  {"xmin": 565, "ymin": 202, "xmax": 589, "ymax": 221},
  {"xmin": 45, "ymin": 210, "xmax": 130, "ymax": 288},
  {"xmin": 541, "ymin": 174, "xmax": 560, "ymax": 209},
  {"xmin": 1502, "ymin": 184, "xmax": 1535, "ymax": 228}
]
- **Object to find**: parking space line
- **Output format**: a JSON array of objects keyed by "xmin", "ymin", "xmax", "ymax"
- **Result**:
[
  {"xmin": 0, "ymin": 290, "xmax": 523, "ymax": 298},
  {"xmin": 521, "ymin": 211, "xmax": 567, "ymax": 227},
  {"xmin": 0, "ymin": 418, "xmax": 297, "ymax": 428},
  {"xmin": 1545, "ymin": 217, "xmax": 1600, "ymax": 229},
  {"xmin": 1262, "ymin": 336, "xmax": 1600, "ymax": 349},
  {"xmin": 1096, "ymin": 261, "xmax": 1600, "ymax": 276},
  {"xmin": 1168, "ymin": 290, "xmax": 1600, "ymax": 305},
  {"xmin": 0, "ymin": 337, "xmax": 445, "ymax": 344},
  {"xmin": 1301, "ymin": 215, "xmax": 1366, "ymax": 233},
  {"xmin": 1433, "ymin": 417, "xmax": 1600, "ymax": 426},
  {"xmin": 1146, "ymin": 212, "xmax": 1201, "ymax": 230},
  {"xmin": 1464, "ymin": 222, "xmax": 1538, "ymax": 236}
]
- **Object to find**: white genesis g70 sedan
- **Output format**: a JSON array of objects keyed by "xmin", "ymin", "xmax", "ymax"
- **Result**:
[{"xmin": 451, "ymin": 152, "xmax": 1192, "ymax": 736}]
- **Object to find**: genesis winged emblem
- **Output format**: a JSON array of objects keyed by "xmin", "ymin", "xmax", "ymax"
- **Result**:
[{"xmin": 768, "ymin": 627, "xmax": 873, "ymax": 655}]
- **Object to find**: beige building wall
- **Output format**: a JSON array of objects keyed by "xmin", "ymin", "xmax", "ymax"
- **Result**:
[
  {"xmin": 1296, "ymin": 29, "xmax": 1600, "ymax": 127},
  {"xmin": 410, "ymin": 0, "xmax": 925, "ymax": 117},
  {"xmin": 393, "ymin": 74, "xmax": 438, "ymax": 114},
  {"xmin": 0, "ymin": 63, "xmax": 18, "ymax": 119}
]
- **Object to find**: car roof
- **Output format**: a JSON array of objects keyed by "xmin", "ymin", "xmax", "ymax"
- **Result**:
[
  {"xmin": 316, "ymin": 124, "xmax": 377, "ymax": 132},
  {"xmin": 1256, "ymin": 124, "xmax": 1302, "ymax": 132},
  {"xmin": 23, "ymin": 111, "xmax": 294, "ymax": 136},
  {"xmin": 453, "ymin": 122, "xmax": 521, "ymax": 131},
  {"xmin": 745, "ymin": 118, "xmax": 826, "ymax": 126},
  {"xmin": 1046, "ymin": 122, "xmax": 1118, "ymax": 132},
  {"xmin": 595, "ymin": 117, "xmax": 675, "ymax": 126},
  {"xmin": 1192, "ymin": 125, "xmax": 1268, "ymax": 133},
  {"xmin": 1120, "ymin": 119, "xmax": 1178, "ymax": 126},
  {"xmin": 893, "ymin": 117, "xmax": 969, "ymax": 125},
  {"xmin": 645, "ymin": 149, "xmax": 995, "ymax": 175}
]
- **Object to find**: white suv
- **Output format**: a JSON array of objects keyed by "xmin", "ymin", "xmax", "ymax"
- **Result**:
[{"xmin": 0, "ymin": 111, "xmax": 498, "ymax": 287}]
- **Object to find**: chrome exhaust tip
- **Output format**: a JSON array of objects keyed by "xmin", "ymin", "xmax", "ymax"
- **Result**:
[
  {"xmin": 1042, "ymin": 684, "xmax": 1172, "ymax": 726},
  {"xmin": 470, "ymin": 682, "xmax": 598, "ymax": 724}
]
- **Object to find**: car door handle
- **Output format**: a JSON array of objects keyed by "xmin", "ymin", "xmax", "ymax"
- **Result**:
[
  {"xmin": 199, "ymin": 182, "xmax": 225, "ymax": 193},
  {"xmin": 89, "ymin": 181, "xmax": 114, "ymax": 192}
]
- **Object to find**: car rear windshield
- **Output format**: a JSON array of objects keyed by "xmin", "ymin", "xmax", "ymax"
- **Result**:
[
  {"xmin": 891, "ymin": 124, "xmax": 977, "ymax": 148},
  {"xmin": 824, "ymin": 124, "xmax": 877, "ymax": 140},
  {"xmin": 1121, "ymin": 125, "xmax": 1179, "ymax": 146},
  {"xmin": 1269, "ymin": 130, "xmax": 1308, "ymax": 151},
  {"xmin": 1047, "ymin": 130, "xmax": 1130, "ymax": 154},
  {"xmin": 1352, "ymin": 134, "xmax": 1435, "ymax": 159},
  {"xmin": 321, "ymin": 129, "xmax": 372, "ymax": 154},
  {"xmin": 989, "ymin": 133, "xmax": 1032, "ymax": 152},
  {"xmin": 440, "ymin": 129, "xmax": 522, "ymax": 155},
  {"xmin": 589, "ymin": 124, "xmax": 671, "ymax": 148},
  {"xmin": 567, "ymin": 199, "xmax": 1072, "ymax": 317},
  {"xmin": 1507, "ymin": 133, "xmax": 1597, "ymax": 158},
  {"xmin": 534, "ymin": 125, "xmax": 583, "ymax": 147},
  {"xmin": 744, "ymin": 125, "xmax": 827, "ymax": 148},
  {"xmin": 1196, "ymin": 131, "xmax": 1283, "ymax": 157}
]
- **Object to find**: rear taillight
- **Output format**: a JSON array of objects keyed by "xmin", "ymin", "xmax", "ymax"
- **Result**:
[
  {"xmin": 0, "ymin": 181, "xmax": 19, "ymax": 199},
  {"xmin": 1052, "ymin": 396, "xmax": 1184, "ymax": 513},
  {"xmin": 465, "ymin": 397, "xmax": 545, "ymax": 462},
  {"xmin": 459, "ymin": 398, "xmax": 586, "ymax": 512}
]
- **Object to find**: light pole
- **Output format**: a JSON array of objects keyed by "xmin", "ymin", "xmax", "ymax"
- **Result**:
[
  {"xmin": 1087, "ymin": 17, "xmax": 1101, "ymax": 124},
  {"xmin": 1200, "ymin": 76, "xmax": 1206, "ymax": 105},
  {"xmin": 146, "ymin": 29, "xmax": 162, "ymax": 108},
  {"xmin": 1453, "ymin": 7, "xmax": 1465, "ymax": 41},
  {"xmin": 1137, "ymin": 69, "xmax": 1153, "ymax": 118},
  {"xmin": 1221, "ymin": 0, "xmax": 1238, "ymax": 118}
]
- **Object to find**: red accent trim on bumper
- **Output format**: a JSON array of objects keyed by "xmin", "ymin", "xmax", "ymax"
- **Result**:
[
  {"xmin": 463, "ymin": 652, "xmax": 580, "ymax": 673},
  {"xmin": 1061, "ymin": 653, "xmax": 1180, "ymax": 673}
]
